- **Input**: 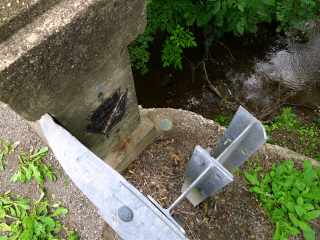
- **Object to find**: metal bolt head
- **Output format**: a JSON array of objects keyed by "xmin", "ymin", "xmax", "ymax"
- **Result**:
[
  {"xmin": 159, "ymin": 118, "xmax": 173, "ymax": 131},
  {"xmin": 118, "ymin": 206, "xmax": 133, "ymax": 222}
]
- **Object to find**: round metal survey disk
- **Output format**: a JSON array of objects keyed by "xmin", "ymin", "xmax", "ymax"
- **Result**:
[{"xmin": 159, "ymin": 118, "xmax": 172, "ymax": 131}]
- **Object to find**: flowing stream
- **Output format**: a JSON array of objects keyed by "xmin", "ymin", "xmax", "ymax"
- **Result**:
[{"xmin": 133, "ymin": 24, "xmax": 320, "ymax": 120}]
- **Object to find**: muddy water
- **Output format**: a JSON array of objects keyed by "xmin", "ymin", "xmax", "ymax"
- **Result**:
[{"xmin": 133, "ymin": 24, "xmax": 320, "ymax": 118}]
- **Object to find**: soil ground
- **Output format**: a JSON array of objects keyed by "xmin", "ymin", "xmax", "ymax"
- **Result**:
[{"xmin": 1, "ymin": 103, "xmax": 320, "ymax": 239}]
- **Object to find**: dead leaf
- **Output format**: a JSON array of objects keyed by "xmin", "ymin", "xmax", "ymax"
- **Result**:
[
  {"xmin": 170, "ymin": 154, "xmax": 178, "ymax": 158},
  {"xmin": 201, "ymin": 217, "xmax": 209, "ymax": 224},
  {"xmin": 203, "ymin": 202, "xmax": 208, "ymax": 215},
  {"xmin": 206, "ymin": 134, "xmax": 213, "ymax": 142}
]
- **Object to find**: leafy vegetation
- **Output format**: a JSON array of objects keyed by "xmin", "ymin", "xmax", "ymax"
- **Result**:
[
  {"xmin": 128, "ymin": 32, "xmax": 154, "ymax": 75},
  {"xmin": 264, "ymin": 108, "xmax": 320, "ymax": 160},
  {"xmin": 129, "ymin": 0, "xmax": 320, "ymax": 74},
  {"xmin": 0, "ymin": 140, "xmax": 57, "ymax": 183},
  {"xmin": 244, "ymin": 159, "xmax": 320, "ymax": 240},
  {"xmin": 0, "ymin": 140, "xmax": 78, "ymax": 239},
  {"xmin": 0, "ymin": 140, "xmax": 17, "ymax": 171},
  {"xmin": 211, "ymin": 112, "xmax": 233, "ymax": 127},
  {"xmin": 161, "ymin": 24, "xmax": 197, "ymax": 70},
  {"xmin": 10, "ymin": 147, "xmax": 57, "ymax": 184},
  {"xmin": 0, "ymin": 191, "xmax": 78, "ymax": 240}
]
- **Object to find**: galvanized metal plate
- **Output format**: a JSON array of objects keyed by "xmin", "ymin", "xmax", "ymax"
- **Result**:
[
  {"xmin": 183, "ymin": 146, "xmax": 233, "ymax": 206},
  {"xmin": 182, "ymin": 106, "xmax": 267, "ymax": 206},
  {"xmin": 212, "ymin": 106, "xmax": 268, "ymax": 173}
]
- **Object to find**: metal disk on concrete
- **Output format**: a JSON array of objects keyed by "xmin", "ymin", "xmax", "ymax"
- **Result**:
[{"xmin": 159, "ymin": 118, "xmax": 172, "ymax": 131}]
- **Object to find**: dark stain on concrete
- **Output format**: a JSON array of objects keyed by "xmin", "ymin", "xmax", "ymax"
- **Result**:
[{"xmin": 85, "ymin": 88, "xmax": 128, "ymax": 137}]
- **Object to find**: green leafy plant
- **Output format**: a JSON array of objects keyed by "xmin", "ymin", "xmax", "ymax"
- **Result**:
[
  {"xmin": 161, "ymin": 24, "xmax": 197, "ymax": 70},
  {"xmin": 232, "ymin": 167, "xmax": 240, "ymax": 175},
  {"xmin": 212, "ymin": 113, "xmax": 233, "ymax": 127},
  {"xmin": 274, "ymin": 107, "xmax": 297, "ymax": 131},
  {"xmin": 0, "ymin": 140, "xmax": 17, "ymax": 171},
  {"xmin": 11, "ymin": 147, "xmax": 57, "ymax": 184},
  {"xmin": 128, "ymin": 32, "xmax": 154, "ymax": 75},
  {"xmin": 129, "ymin": 0, "xmax": 320, "ymax": 72},
  {"xmin": 0, "ymin": 191, "xmax": 78, "ymax": 240},
  {"xmin": 244, "ymin": 159, "xmax": 320, "ymax": 240}
]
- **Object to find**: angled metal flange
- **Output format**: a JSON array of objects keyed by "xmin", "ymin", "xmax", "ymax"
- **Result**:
[
  {"xmin": 39, "ymin": 114, "xmax": 189, "ymax": 240},
  {"xmin": 180, "ymin": 106, "xmax": 268, "ymax": 206}
]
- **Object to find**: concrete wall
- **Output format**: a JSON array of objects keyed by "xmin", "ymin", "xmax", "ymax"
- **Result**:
[{"xmin": 0, "ymin": 0, "xmax": 155, "ymax": 170}]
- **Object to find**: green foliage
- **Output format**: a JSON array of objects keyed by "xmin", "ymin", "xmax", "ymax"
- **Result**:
[
  {"xmin": 232, "ymin": 167, "xmax": 240, "ymax": 175},
  {"xmin": 244, "ymin": 159, "xmax": 320, "ymax": 239},
  {"xmin": 0, "ymin": 191, "xmax": 78, "ymax": 240},
  {"xmin": 264, "ymin": 108, "xmax": 320, "ymax": 160},
  {"xmin": 0, "ymin": 140, "xmax": 17, "ymax": 171},
  {"xmin": 11, "ymin": 147, "xmax": 57, "ymax": 184},
  {"xmin": 161, "ymin": 25, "xmax": 197, "ymax": 69},
  {"xmin": 129, "ymin": 0, "xmax": 320, "ymax": 72},
  {"xmin": 128, "ymin": 32, "xmax": 154, "ymax": 75},
  {"xmin": 275, "ymin": 0, "xmax": 320, "ymax": 36},
  {"xmin": 211, "ymin": 112, "xmax": 233, "ymax": 127},
  {"xmin": 274, "ymin": 107, "xmax": 297, "ymax": 131},
  {"xmin": 146, "ymin": 0, "xmax": 320, "ymax": 37}
]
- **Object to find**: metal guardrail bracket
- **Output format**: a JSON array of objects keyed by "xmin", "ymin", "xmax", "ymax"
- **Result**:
[
  {"xmin": 39, "ymin": 106, "xmax": 267, "ymax": 239},
  {"xmin": 181, "ymin": 106, "xmax": 268, "ymax": 206}
]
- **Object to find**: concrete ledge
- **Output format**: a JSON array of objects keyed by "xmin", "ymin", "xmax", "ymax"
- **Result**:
[{"xmin": 106, "ymin": 114, "xmax": 156, "ymax": 172}]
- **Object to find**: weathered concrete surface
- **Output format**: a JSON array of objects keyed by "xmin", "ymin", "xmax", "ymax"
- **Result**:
[
  {"xmin": 0, "ymin": 0, "xmax": 153, "ymax": 167},
  {"xmin": 0, "ymin": 0, "xmax": 60, "ymax": 43},
  {"xmin": 106, "ymin": 114, "xmax": 157, "ymax": 172}
]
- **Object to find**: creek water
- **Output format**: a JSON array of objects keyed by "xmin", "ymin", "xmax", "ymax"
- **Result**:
[{"xmin": 133, "ymin": 24, "xmax": 320, "ymax": 120}]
